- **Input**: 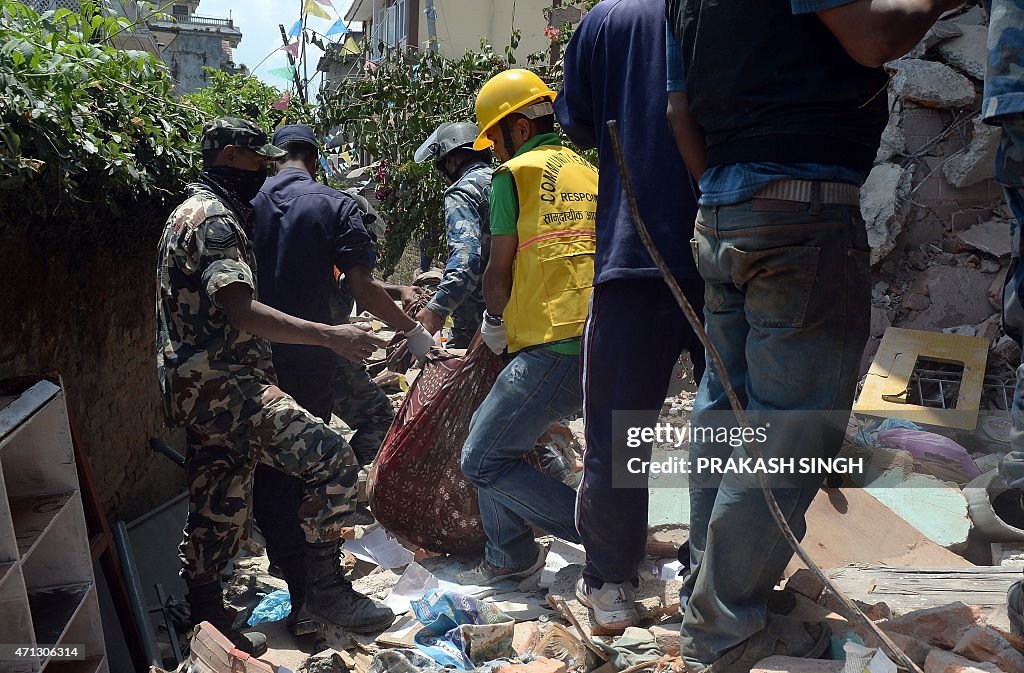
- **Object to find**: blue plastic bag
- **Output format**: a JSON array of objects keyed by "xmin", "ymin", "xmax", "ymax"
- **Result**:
[{"xmin": 247, "ymin": 588, "xmax": 291, "ymax": 626}]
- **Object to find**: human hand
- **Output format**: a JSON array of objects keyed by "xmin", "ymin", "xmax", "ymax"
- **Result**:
[
  {"xmin": 415, "ymin": 306, "xmax": 445, "ymax": 335},
  {"xmin": 322, "ymin": 323, "xmax": 387, "ymax": 362},
  {"xmin": 480, "ymin": 312, "xmax": 507, "ymax": 355},
  {"xmin": 401, "ymin": 285, "xmax": 425, "ymax": 312},
  {"xmin": 403, "ymin": 322, "xmax": 435, "ymax": 360}
]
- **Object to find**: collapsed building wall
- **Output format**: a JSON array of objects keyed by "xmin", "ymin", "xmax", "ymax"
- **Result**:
[{"xmin": 861, "ymin": 4, "xmax": 1019, "ymax": 376}]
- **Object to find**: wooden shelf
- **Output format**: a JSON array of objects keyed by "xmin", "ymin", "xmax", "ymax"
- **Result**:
[
  {"xmin": 10, "ymin": 492, "xmax": 74, "ymax": 559},
  {"xmin": 28, "ymin": 584, "xmax": 91, "ymax": 645}
]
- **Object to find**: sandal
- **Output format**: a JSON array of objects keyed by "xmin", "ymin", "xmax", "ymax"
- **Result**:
[{"xmin": 707, "ymin": 612, "xmax": 831, "ymax": 673}]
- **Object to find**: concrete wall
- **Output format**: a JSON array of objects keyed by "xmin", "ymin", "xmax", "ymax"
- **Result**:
[
  {"xmin": 0, "ymin": 230, "xmax": 185, "ymax": 519},
  {"xmin": 161, "ymin": 30, "xmax": 235, "ymax": 94}
]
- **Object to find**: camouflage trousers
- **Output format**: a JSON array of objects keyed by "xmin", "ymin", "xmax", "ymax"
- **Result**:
[
  {"xmin": 333, "ymin": 355, "xmax": 396, "ymax": 465},
  {"xmin": 179, "ymin": 385, "xmax": 360, "ymax": 584}
]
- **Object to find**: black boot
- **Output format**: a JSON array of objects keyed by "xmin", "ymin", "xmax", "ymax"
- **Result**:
[
  {"xmin": 276, "ymin": 557, "xmax": 318, "ymax": 637},
  {"xmin": 187, "ymin": 580, "xmax": 268, "ymax": 657},
  {"xmin": 303, "ymin": 540, "xmax": 395, "ymax": 633}
]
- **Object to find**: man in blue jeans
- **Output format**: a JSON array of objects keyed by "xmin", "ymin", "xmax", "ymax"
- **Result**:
[
  {"xmin": 554, "ymin": 0, "xmax": 705, "ymax": 630},
  {"xmin": 666, "ymin": 0, "xmax": 963, "ymax": 669},
  {"xmin": 456, "ymin": 70, "xmax": 598, "ymax": 585}
]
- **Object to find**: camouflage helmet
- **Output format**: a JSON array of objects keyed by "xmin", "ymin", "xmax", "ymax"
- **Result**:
[
  {"xmin": 201, "ymin": 117, "xmax": 286, "ymax": 159},
  {"xmin": 414, "ymin": 122, "xmax": 482, "ymax": 163}
]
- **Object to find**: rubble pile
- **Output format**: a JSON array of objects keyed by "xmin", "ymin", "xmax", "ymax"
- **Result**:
[{"xmin": 860, "ymin": 4, "xmax": 1017, "ymax": 383}]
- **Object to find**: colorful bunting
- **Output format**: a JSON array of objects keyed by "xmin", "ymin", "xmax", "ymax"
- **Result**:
[
  {"xmin": 314, "ymin": 0, "xmax": 334, "ymax": 6},
  {"xmin": 282, "ymin": 41, "xmax": 301, "ymax": 58},
  {"xmin": 325, "ymin": 18, "xmax": 348, "ymax": 37},
  {"xmin": 287, "ymin": 20, "xmax": 302, "ymax": 38},
  {"xmin": 272, "ymin": 91, "xmax": 292, "ymax": 110},
  {"xmin": 341, "ymin": 36, "xmax": 360, "ymax": 55},
  {"xmin": 319, "ymin": 155, "xmax": 334, "ymax": 177},
  {"xmin": 365, "ymin": 57, "xmax": 378, "ymax": 71},
  {"xmin": 304, "ymin": 0, "xmax": 332, "ymax": 20},
  {"xmin": 268, "ymin": 65, "xmax": 297, "ymax": 81}
]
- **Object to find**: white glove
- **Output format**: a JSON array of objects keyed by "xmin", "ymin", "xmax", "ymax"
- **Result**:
[
  {"xmin": 404, "ymin": 322, "xmax": 434, "ymax": 360},
  {"xmin": 480, "ymin": 312, "xmax": 507, "ymax": 354}
]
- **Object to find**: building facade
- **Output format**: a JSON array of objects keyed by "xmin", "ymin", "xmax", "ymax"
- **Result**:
[
  {"xmin": 344, "ymin": 0, "xmax": 556, "ymax": 62},
  {"xmin": 149, "ymin": 0, "xmax": 243, "ymax": 94}
]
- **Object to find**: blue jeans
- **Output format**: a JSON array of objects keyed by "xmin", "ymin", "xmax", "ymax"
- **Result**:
[
  {"xmin": 680, "ymin": 199, "xmax": 871, "ymax": 665},
  {"xmin": 461, "ymin": 347, "xmax": 583, "ymax": 568}
]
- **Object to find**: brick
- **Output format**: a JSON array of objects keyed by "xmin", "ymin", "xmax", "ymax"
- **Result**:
[
  {"xmin": 786, "ymin": 569, "xmax": 826, "ymax": 602},
  {"xmin": 953, "ymin": 627, "xmax": 1024, "ymax": 672},
  {"xmin": 881, "ymin": 602, "xmax": 985, "ymax": 649},
  {"xmin": 924, "ymin": 649, "xmax": 1006, "ymax": 673},
  {"xmin": 887, "ymin": 631, "xmax": 936, "ymax": 668},
  {"xmin": 512, "ymin": 621, "xmax": 541, "ymax": 656},
  {"xmin": 751, "ymin": 656, "xmax": 844, "ymax": 673},
  {"xmin": 494, "ymin": 658, "xmax": 568, "ymax": 673}
]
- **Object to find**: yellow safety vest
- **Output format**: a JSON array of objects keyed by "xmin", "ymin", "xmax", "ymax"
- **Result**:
[{"xmin": 500, "ymin": 144, "xmax": 598, "ymax": 353}]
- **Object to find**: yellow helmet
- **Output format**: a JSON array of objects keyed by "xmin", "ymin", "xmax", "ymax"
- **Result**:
[{"xmin": 473, "ymin": 69, "xmax": 556, "ymax": 151}]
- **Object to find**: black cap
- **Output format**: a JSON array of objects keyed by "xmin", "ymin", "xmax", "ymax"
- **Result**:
[{"xmin": 272, "ymin": 124, "xmax": 319, "ymax": 152}]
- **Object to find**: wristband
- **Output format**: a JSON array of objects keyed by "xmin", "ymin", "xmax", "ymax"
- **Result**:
[{"xmin": 483, "ymin": 311, "xmax": 503, "ymax": 326}]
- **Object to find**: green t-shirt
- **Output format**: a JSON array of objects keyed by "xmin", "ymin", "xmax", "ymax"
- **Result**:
[{"xmin": 489, "ymin": 132, "xmax": 579, "ymax": 356}]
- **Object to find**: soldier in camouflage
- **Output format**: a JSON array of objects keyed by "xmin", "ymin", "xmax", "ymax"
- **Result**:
[
  {"xmin": 413, "ymin": 122, "xmax": 494, "ymax": 348},
  {"xmin": 986, "ymin": 0, "xmax": 1024, "ymax": 637},
  {"xmin": 156, "ymin": 118, "xmax": 394, "ymax": 654}
]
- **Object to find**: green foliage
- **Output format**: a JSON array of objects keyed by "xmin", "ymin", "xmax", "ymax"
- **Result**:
[
  {"xmin": 185, "ymin": 68, "xmax": 314, "ymax": 132},
  {"xmin": 319, "ymin": 40, "xmax": 518, "ymax": 274},
  {"xmin": 0, "ymin": 1, "xmax": 305, "ymax": 252}
]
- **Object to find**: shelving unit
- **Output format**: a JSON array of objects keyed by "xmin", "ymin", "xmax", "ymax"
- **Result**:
[{"xmin": 0, "ymin": 380, "xmax": 108, "ymax": 673}]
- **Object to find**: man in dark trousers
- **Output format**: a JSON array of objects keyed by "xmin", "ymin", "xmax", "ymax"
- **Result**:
[
  {"xmin": 665, "ymin": 1, "xmax": 964, "ymax": 670},
  {"xmin": 250, "ymin": 124, "xmax": 433, "ymax": 634},
  {"xmin": 553, "ymin": 0, "xmax": 705, "ymax": 631}
]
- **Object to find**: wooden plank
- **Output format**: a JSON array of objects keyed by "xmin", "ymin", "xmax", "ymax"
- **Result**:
[
  {"xmin": 855, "ymin": 327, "xmax": 988, "ymax": 430},
  {"xmin": 9, "ymin": 492, "xmax": 74, "ymax": 558},
  {"xmin": 826, "ymin": 565, "xmax": 1019, "ymax": 612},
  {"xmin": 0, "ymin": 380, "xmax": 60, "ymax": 443}
]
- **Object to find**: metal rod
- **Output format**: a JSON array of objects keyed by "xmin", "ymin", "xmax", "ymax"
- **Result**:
[{"xmin": 114, "ymin": 520, "xmax": 162, "ymax": 668}]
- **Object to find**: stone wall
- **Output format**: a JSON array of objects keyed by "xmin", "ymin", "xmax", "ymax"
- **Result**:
[
  {"xmin": 162, "ymin": 30, "xmax": 235, "ymax": 95},
  {"xmin": 0, "ymin": 229, "xmax": 184, "ymax": 520}
]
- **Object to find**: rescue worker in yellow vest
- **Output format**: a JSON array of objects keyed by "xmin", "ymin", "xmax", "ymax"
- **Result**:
[{"xmin": 457, "ymin": 69, "xmax": 598, "ymax": 585}]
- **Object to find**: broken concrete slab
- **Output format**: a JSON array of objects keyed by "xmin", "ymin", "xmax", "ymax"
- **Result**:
[
  {"xmin": 785, "ymin": 569, "xmax": 826, "ymax": 602},
  {"xmin": 883, "ymin": 602, "xmax": 987, "ymax": 649},
  {"xmin": 865, "ymin": 473, "xmax": 972, "ymax": 550},
  {"xmin": 945, "ymin": 119, "xmax": 1001, "ymax": 188},
  {"xmin": 494, "ymin": 658, "xmax": 568, "ymax": 673},
  {"xmin": 888, "ymin": 631, "xmax": 938, "ymax": 668},
  {"xmin": 925, "ymin": 648, "xmax": 1006, "ymax": 673},
  {"xmin": 751, "ymin": 656, "xmax": 843, "ymax": 673},
  {"xmin": 862, "ymin": 162, "xmax": 916, "ymax": 266},
  {"xmin": 953, "ymin": 627, "xmax": 1024, "ymax": 672},
  {"xmin": 889, "ymin": 58, "xmax": 977, "ymax": 108},
  {"xmin": 872, "ymin": 305, "xmax": 895, "ymax": 338},
  {"xmin": 957, "ymin": 219, "xmax": 1012, "ymax": 258},
  {"xmin": 906, "ymin": 20, "xmax": 964, "ymax": 59},
  {"xmin": 905, "ymin": 265, "xmax": 998, "ymax": 331},
  {"xmin": 937, "ymin": 24, "xmax": 989, "ymax": 80},
  {"xmin": 877, "ymin": 108, "xmax": 907, "ymax": 163},
  {"xmin": 649, "ymin": 623, "xmax": 680, "ymax": 656},
  {"xmin": 955, "ymin": 6, "xmax": 988, "ymax": 26}
]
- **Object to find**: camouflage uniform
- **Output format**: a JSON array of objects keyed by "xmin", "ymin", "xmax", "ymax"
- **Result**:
[
  {"xmin": 331, "ymin": 281, "xmax": 397, "ymax": 465},
  {"xmin": 156, "ymin": 120, "xmax": 361, "ymax": 584},
  {"xmin": 984, "ymin": 1, "xmax": 1024, "ymax": 492},
  {"xmin": 425, "ymin": 162, "xmax": 493, "ymax": 349}
]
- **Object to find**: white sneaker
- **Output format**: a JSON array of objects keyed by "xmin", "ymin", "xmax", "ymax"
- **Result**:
[{"xmin": 575, "ymin": 576, "xmax": 638, "ymax": 630}]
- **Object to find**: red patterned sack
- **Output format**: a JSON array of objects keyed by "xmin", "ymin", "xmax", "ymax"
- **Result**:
[{"xmin": 367, "ymin": 342, "xmax": 504, "ymax": 554}]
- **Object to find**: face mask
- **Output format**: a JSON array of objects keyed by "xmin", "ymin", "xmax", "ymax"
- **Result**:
[{"xmin": 203, "ymin": 165, "xmax": 267, "ymax": 203}]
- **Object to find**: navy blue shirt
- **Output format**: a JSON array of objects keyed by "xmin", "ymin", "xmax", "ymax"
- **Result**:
[
  {"xmin": 251, "ymin": 167, "xmax": 376, "ymax": 372},
  {"xmin": 554, "ymin": 0, "xmax": 699, "ymax": 284}
]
